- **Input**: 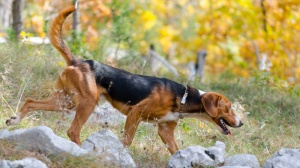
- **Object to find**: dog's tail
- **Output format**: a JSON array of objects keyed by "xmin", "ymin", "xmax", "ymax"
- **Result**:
[{"xmin": 49, "ymin": 5, "xmax": 77, "ymax": 66}]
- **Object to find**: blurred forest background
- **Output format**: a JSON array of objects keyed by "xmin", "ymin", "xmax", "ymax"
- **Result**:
[
  {"xmin": 1, "ymin": 1, "xmax": 300, "ymax": 166},
  {"xmin": 0, "ymin": 0, "xmax": 300, "ymax": 83}
]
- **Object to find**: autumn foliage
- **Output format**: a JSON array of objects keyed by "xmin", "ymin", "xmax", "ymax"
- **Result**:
[{"xmin": 22, "ymin": 0, "xmax": 300, "ymax": 83}]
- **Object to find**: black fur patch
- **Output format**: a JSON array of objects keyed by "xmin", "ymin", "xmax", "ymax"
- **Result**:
[{"xmin": 84, "ymin": 60, "xmax": 186, "ymax": 106}]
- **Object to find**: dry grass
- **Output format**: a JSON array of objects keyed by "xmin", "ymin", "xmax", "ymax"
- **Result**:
[{"xmin": 0, "ymin": 44, "xmax": 299, "ymax": 167}]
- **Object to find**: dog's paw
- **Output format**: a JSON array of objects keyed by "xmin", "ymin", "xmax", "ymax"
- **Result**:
[{"xmin": 6, "ymin": 116, "xmax": 20, "ymax": 126}]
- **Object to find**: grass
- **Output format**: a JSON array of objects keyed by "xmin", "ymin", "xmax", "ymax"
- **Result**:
[{"xmin": 0, "ymin": 43, "xmax": 300, "ymax": 167}]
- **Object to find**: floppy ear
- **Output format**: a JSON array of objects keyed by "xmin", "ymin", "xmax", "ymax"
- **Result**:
[{"xmin": 201, "ymin": 93, "xmax": 220, "ymax": 117}]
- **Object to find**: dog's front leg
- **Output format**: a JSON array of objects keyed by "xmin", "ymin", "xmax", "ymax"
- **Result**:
[
  {"xmin": 158, "ymin": 121, "xmax": 179, "ymax": 154},
  {"xmin": 122, "ymin": 109, "xmax": 142, "ymax": 147}
]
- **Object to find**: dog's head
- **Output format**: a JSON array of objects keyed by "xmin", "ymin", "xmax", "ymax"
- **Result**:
[{"xmin": 201, "ymin": 92, "xmax": 243, "ymax": 135}]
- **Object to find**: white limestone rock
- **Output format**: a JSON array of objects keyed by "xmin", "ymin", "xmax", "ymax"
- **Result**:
[
  {"xmin": 262, "ymin": 148, "xmax": 300, "ymax": 168},
  {"xmin": 0, "ymin": 126, "xmax": 88, "ymax": 157},
  {"xmin": 82, "ymin": 130, "xmax": 136, "ymax": 168},
  {"xmin": 224, "ymin": 154, "xmax": 260, "ymax": 168},
  {"xmin": 168, "ymin": 141, "xmax": 226, "ymax": 168},
  {"xmin": 0, "ymin": 158, "xmax": 47, "ymax": 168}
]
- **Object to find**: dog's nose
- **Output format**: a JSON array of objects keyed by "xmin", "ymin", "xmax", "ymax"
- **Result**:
[{"xmin": 238, "ymin": 121, "xmax": 244, "ymax": 127}]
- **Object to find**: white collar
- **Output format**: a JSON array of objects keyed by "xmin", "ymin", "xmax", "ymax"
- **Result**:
[{"xmin": 181, "ymin": 87, "xmax": 188, "ymax": 104}]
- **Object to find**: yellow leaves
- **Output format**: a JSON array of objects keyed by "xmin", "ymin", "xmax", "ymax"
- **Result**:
[
  {"xmin": 138, "ymin": 40, "xmax": 149, "ymax": 54},
  {"xmin": 237, "ymin": 0, "xmax": 251, "ymax": 8},
  {"xmin": 19, "ymin": 31, "xmax": 33, "ymax": 38},
  {"xmin": 140, "ymin": 10, "xmax": 157, "ymax": 30},
  {"xmin": 94, "ymin": 0, "xmax": 112, "ymax": 19},
  {"xmin": 151, "ymin": 0, "xmax": 167, "ymax": 16},
  {"xmin": 181, "ymin": 20, "xmax": 188, "ymax": 29},
  {"xmin": 31, "ymin": 15, "xmax": 45, "ymax": 37},
  {"xmin": 297, "ymin": 68, "xmax": 300, "ymax": 78},
  {"xmin": 18, "ymin": 0, "xmax": 300, "ymax": 83},
  {"xmin": 58, "ymin": 61, "xmax": 64, "ymax": 67},
  {"xmin": 178, "ymin": 0, "xmax": 188, "ymax": 6},
  {"xmin": 233, "ymin": 68, "xmax": 249, "ymax": 78},
  {"xmin": 199, "ymin": 0, "xmax": 209, "ymax": 8},
  {"xmin": 186, "ymin": 5, "xmax": 195, "ymax": 15},
  {"xmin": 85, "ymin": 26, "xmax": 100, "ymax": 50},
  {"xmin": 198, "ymin": 121, "xmax": 211, "ymax": 133},
  {"xmin": 158, "ymin": 26, "xmax": 175, "ymax": 37},
  {"xmin": 158, "ymin": 26, "xmax": 178, "ymax": 53},
  {"xmin": 197, "ymin": 121, "xmax": 206, "ymax": 129}
]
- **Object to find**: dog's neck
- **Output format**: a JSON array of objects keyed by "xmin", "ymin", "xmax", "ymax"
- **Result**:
[{"xmin": 180, "ymin": 87, "xmax": 206, "ymax": 113}]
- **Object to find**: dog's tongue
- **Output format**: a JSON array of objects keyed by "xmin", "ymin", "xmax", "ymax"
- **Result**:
[{"xmin": 228, "ymin": 130, "xmax": 232, "ymax": 135}]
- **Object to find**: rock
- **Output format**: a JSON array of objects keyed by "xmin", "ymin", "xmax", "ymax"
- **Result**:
[
  {"xmin": 0, "ymin": 37, "xmax": 7, "ymax": 43},
  {"xmin": 0, "ymin": 126, "xmax": 88, "ymax": 157},
  {"xmin": 262, "ymin": 148, "xmax": 300, "ymax": 168},
  {"xmin": 218, "ymin": 166, "xmax": 251, "ymax": 168},
  {"xmin": 0, "ymin": 126, "xmax": 136, "ymax": 167},
  {"xmin": 0, "ymin": 158, "xmax": 47, "ymax": 168},
  {"xmin": 82, "ymin": 130, "xmax": 136, "ymax": 168},
  {"xmin": 168, "ymin": 146, "xmax": 214, "ymax": 167},
  {"xmin": 168, "ymin": 141, "xmax": 226, "ymax": 168},
  {"xmin": 206, "ymin": 141, "xmax": 226, "ymax": 165},
  {"xmin": 0, "ymin": 129, "xmax": 10, "ymax": 138},
  {"xmin": 224, "ymin": 154, "xmax": 260, "ymax": 168},
  {"xmin": 66, "ymin": 102, "xmax": 125, "ymax": 127},
  {"xmin": 91, "ymin": 102, "xmax": 126, "ymax": 127}
]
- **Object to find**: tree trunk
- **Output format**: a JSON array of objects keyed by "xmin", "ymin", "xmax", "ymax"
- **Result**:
[
  {"xmin": 12, "ymin": 0, "xmax": 24, "ymax": 40},
  {"xmin": 260, "ymin": 0, "xmax": 267, "ymax": 33},
  {"xmin": 195, "ymin": 50, "xmax": 207, "ymax": 83},
  {"xmin": 148, "ymin": 45, "xmax": 179, "ymax": 77},
  {"xmin": 72, "ymin": 0, "xmax": 80, "ymax": 33},
  {"xmin": 0, "ymin": 0, "xmax": 13, "ymax": 30}
]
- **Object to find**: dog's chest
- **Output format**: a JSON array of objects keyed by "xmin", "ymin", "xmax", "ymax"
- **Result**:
[{"xmin": 151, "ymin": 111, "xmax": 210, "ymax": 123}]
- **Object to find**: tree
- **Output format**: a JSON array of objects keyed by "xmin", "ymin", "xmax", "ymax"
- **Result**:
[
  {"xmin": 12, "ymin": 0, "xmax": 24, "ymax": 40},
  {"xmin": 72, "ymin": 0, "xmax": 80, "ymax": 33},
  {"xmin": 0, "ymin": 0, "xmax": 13, "ymax": 30}
]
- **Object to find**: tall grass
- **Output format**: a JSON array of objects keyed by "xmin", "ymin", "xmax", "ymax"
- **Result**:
[{"xmin": 1, "ymin": 43, "xmax": 299, "ymax": 167}]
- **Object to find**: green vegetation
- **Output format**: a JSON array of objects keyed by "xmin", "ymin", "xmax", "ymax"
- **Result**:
[{"xmin": 0, "ymin": 43, "xmax": 299, "ymax": 167}]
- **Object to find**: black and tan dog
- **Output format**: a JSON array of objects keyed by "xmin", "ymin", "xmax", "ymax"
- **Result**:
[{"xmin": 6, "ymin": 5, "xmax": 243, "ymax": 154}]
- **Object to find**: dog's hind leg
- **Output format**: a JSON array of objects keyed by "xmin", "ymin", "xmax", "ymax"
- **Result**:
[
  {"xmin": 62, "ymin": 67, "xmax": 100, "ymax": 145},
  {"xmin": 67, "ymin": 99, "xmax": 97, "ymax": 145},
  {"xmin": 6, "ymin": 78, "xmax": 72, "ymax": 126},
  {"xmin": 158, "ymin": 121, "xmax": 179, "ymax": 154}
]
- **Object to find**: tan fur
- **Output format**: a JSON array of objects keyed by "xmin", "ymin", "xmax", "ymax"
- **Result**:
[{"xmin": 49, "ymin": 6, "xmax": 76, "ymax": 66}]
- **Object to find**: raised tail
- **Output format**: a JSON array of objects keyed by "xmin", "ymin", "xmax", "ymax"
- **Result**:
[{"xmin": 49, "ymin": 5, "xmax": 77, "ymax": 66}]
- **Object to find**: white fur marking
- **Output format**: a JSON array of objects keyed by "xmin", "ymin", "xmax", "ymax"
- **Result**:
[
  {"xmin": 9, "ymin": 114, "xmax": 21, "ymax": 125},
  {"xmin": 156, "ymin": 112, "xmax": 213, "ymax": 123},
  {"xmin": 158, "ymin": 112, "xmax": 180, "ymax": 123},
  {"xmin": 198, "ymin": 89, "xmax": 206, "ymax": 96},
  {"xmin": 235, "ymin": 116, "xmax": 241, "ymax": 127}
]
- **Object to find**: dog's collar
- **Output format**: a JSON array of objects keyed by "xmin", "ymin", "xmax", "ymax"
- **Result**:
[
  {"xmin": 180, "ymin": 87, "xmax": 189, "ymax": 104},
  {"xmin": 179, "ymin": 87, "xmax": 189, "ymax": 119},
  {"xmin": 179, "ymin": 88, "xmax": 206, "ymax": 119}
]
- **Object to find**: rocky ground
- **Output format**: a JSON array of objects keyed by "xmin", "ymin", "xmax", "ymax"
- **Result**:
[{"xmin": 1, "ymin": 102, "xmax": 299, "ymax": 168}]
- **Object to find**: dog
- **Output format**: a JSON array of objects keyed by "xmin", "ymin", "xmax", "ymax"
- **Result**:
[{"xmin": 6, "ymin": 4, "xmax": 243, "ymax": 154}]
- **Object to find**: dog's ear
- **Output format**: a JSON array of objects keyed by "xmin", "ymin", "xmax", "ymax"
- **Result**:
[{"xmin": 201, "ymin": 93, "xmax": 221, "ymax": 117}]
